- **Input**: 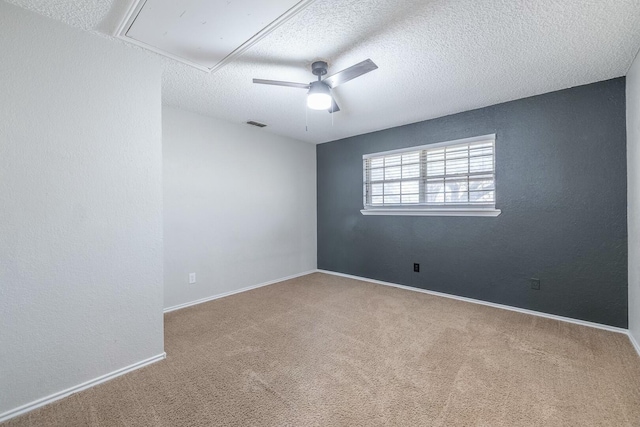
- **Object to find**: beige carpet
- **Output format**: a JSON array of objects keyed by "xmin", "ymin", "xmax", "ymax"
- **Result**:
[{"xmin": 5, "ymin": 272, "xmax": 640, "ymax": 426}]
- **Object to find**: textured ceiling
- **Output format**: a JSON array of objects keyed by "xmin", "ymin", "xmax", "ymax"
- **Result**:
[{"xmin": 7, "ymin": 0, "xmax": 640, "ymax": 144}]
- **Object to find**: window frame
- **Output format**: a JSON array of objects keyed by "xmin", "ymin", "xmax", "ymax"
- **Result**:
[{"xmin": 361, "ymin": 134, "xmax": 501, "ymax": 217}]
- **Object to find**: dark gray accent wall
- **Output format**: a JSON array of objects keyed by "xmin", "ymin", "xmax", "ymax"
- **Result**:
[{"xmin": 317, "ymin": 78, "xmax": 628, "ymax": 328}]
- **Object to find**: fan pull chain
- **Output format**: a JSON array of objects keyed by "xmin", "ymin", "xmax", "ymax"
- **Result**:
[{"xmin": 332, "ymin": 103, "xmax": 334, "ymax": 127}]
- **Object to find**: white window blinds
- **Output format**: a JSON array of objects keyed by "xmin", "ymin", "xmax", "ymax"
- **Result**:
[{"xmin": 363, "ymin": 135, "xmax": 496, "ymax": 210}]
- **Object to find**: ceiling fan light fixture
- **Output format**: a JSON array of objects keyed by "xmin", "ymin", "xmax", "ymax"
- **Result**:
[
  {"xmin": 307, "ymin": 81, "xmax": 332, "ymax": 110},
  {"xmin": 254, "ymin": 58, "xmax": 378, "ymax": 115}
]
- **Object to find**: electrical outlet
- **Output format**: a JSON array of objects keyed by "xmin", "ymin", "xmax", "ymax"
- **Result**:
[
  {"xmin": 189, "ymin": 273, "xmax": 196, "ymax": 284},
  {"xmin": 414, "ymin": 263, "xmax": 420, "ymax": 273},
  {"xmin": 530, "ymin": 278, "xmax": 540, "ymax": 290}
]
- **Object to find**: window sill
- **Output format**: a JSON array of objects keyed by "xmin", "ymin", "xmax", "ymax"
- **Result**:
[{"xmin": 360, "ymin": 208, "xmax": 501, "ymax": 217}]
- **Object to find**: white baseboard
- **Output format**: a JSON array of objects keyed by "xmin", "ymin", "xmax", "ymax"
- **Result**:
[
  {"xmin": 317, "ymin": 269, "xmax": 629, "ymax": 335},
  {"xmin": 163, "ymin": 270, "xmax": 318, "ymax": 313},
  {"xmin": 630, "ymin": 331, "xmax": 640, "ymax": 358},
  {"xmin": 0, "ymin": 352, "xmax": 166, "ymax": 423}
]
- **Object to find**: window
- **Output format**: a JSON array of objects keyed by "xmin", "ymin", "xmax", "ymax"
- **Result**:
[{"xmin": 362, "ymin": 134, "xmax": 500, "ymax": 216}]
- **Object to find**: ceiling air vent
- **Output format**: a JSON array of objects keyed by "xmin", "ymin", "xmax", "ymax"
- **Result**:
[{"xmin": 246, "ymin": 121, "xmax": 267, "ymax": 128}]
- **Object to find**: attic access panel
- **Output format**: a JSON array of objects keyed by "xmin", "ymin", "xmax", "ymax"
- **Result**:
[{"xmin": 115, "ymin": 0, "xmax": 315, "ymax": 73}]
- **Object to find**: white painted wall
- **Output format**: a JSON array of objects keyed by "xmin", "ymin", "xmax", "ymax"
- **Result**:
[
  {"xmin": 628, "ymin": 53, "xmax": 640, "ymax": 350},
  {"xmin": 0, "ymin": 3, "xmax": 164, "ymax": 417},
  {"xmin": 163, "ymin": 107, "xmax": 317, "ymax": 309}
]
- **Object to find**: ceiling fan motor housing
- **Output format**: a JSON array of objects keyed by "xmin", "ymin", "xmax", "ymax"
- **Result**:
[{"xmin": 311, "ymin": 61, "xmax": 328, "ymax": 77}]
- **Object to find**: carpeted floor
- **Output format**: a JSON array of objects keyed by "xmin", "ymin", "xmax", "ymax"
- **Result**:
[{"xmin": 5, "ymin": 272, "xmax": 640, "ymax": 426}]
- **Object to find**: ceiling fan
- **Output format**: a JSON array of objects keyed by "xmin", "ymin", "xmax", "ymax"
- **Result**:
[{"xmin": 253, "ymin": 59, "xmax": 378, "ymax": 113}]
